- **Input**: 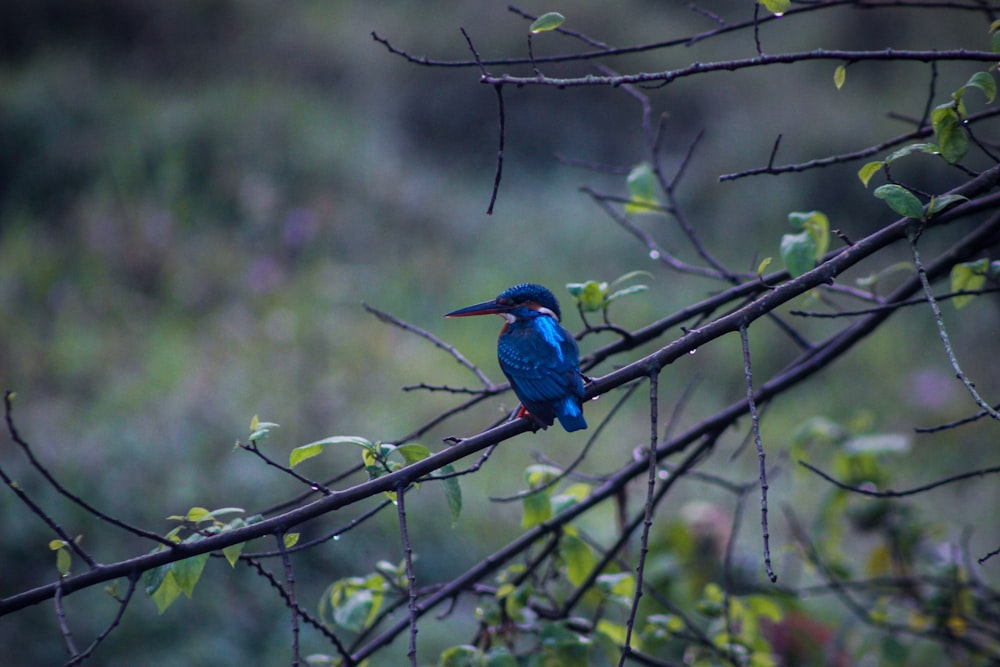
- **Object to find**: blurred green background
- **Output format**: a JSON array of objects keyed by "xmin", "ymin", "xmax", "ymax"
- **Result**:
[{"xmin": 2, "ymin": 1, "xmax": 999, "ymax": 664}]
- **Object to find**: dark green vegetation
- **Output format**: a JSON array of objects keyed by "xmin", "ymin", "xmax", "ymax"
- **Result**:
[{"xmin": 2, "ymin": 1, "xmax": 1000, "ymax": 665}]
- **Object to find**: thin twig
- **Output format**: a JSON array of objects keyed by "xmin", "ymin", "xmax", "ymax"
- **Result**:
[
  {"xmin": 739, "ymin": 324, "xmax": 777, "ymax": 583},
  {"xmin": 908, "ymin": 229, "xmax": 1000, "ymax": 422},
  {"xmin": 799, "ymin": 460, "xmax": 1000, "ymax": 498},
  {"xmin": 276, "ymin": 532, "xmax": 301, "ymax": 667},
  {"xmin": 397, "ymin": 483, "xmax": 420, "ymax": 667},
  {"xmin": 618, "ymin": 371, "xmax": 660, "ymax": 666},
  {"xmin": 364, "ymin": 303, "xmax": 495, "ymax": 388},
  {"xmin": 64, "ymin": 574, "xmax": 139, "ymax": 667},
  {"xmin": 4, "ymin": 390, "xmax": 171, "ymax": 553}
]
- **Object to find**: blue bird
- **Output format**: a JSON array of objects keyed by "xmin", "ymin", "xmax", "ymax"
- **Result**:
[{"xmin": 446, "ymin": 283, "xmax": 587, "ymax": 432}]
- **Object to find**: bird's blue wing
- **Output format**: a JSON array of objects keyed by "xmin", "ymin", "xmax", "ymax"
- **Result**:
[{"xmin": 497, "ymin": 318, "xmax": 585, "ymax": 427}]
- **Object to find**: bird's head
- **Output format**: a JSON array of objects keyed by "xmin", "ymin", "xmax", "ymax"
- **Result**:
[{"xmin": 445, "ymin": 283, "xmax": 562, "ymax": 323}]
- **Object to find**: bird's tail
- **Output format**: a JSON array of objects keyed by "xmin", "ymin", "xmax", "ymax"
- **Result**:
[{"xmin": 556, "ymin": 398, "xmax": 587, "ymax": 432}]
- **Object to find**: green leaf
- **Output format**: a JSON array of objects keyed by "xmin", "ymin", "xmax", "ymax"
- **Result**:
[
  {"xmin": 149, "ymin": 569, "xmax": 182, "ymax": 614},
  {"xmin": 844, "ymin": 433, "xmax": 911, "ymax": 454},
  {"xmin": 284, "ymin": 532, "xmax": 300, "ymax": 548},
  {"xmin": 965, "ymin": 71, "xmax": 996, "ymax": 102},
  {"xmin": 529, "ymin": 11, "xmax": 565, "ymax": 34},
  {"xmin": 222, "ymin": 542, "xmax": 245, "ymax": 567},
  {"xmin": 524, "ymin": 464, "xmax": 561, "ymax": 489},
  {"xmin": 596, "ymin": 619, "xmax": 629, "ymax": 645},
  {"xmin": 759, "ymin": 0, "xmax": 790, "ymax": 14},
  {"xmin": 333, "ymin": 588, "xmax": 376, "ymax": 632},
  {"xmin": 521, "ymin": 492, "xmax": 552, "ymax": 529},
  {"xmin": 788, "ymin": 210, "xmax": 829, "ymax": 260},
  {"xmin": 289, "ymin": 435, "xmax": 372, "ymax": 468},
  {"xmin": 596, "ymin": 572, "xmax": 635, "ymax": 599},
  {"xmin": 834, "ymin": 64, "xmax": 846, "ymax": 90},
  {"xmin": 440, "ymin": 644, "xmax": 484, "ymax": 667},
  {"xmin": 560, "ymin": 533, "xmax": 596, "ymax": 586},
  {"xmin": 926, "ymin": 194, "xmax": 968, "ymax": 216},
  {"xmin": 932, "ymin": 106, "xmax": 968, "ymax": 164},
  {"xmin": 873, "ymin": 184, "xmax": 924, "ymax": 219},
  {"xmin": 992, "ymin": 28, "xmax": 1000, "ymax": 53},
  {"xmin": 172, "ymin": 553, "xmax": 210, "ymax": 598},
  {"xmin": 951, "ymin": 258, "xmax": 989, "ymax": 308},
  {"xmin": 756, "ymin": 257, "xmax": 772, "ymax": 275},
  {"xmin": 780, "ymin": 230, "xmax": 817, "ymax": 277},
  {"xmin": 484, "ymin": 646, "xmax": 518, "ymax": 667},
  {"xmin": 746, "ymin": 595, "xmax": 784, "ymax": 622},
  {"xmin": 578, "ymin": 281, "xmax": 606, "ymax": 312},
  {"xmin": 885, "ymin": 143, "xmax": 939, "ymax": 164},
  {"xmin": 550, "ymin": 483, "xmax": 590, "ymax": 515},
  {"xmin": 858, "ymin": 161, "xmax": 883, "ymax": 187},
  {"xmin": 395, "ymin": 443, "xmax": 431, "ymax": 465},
  {"xmin": 436, "ymin": 464, "xmax": 463, "ymax": 526},
  {"xmin": 605, "ymin": 284, "xmax": 648, "ymax": 304},
  {"xmin": 56, "ymin": 546, "xmax": 71, "ymax": 576},
  {"xmin": 625, "ymin": 162, "xmax": 661, "ymax": 214},
  {"xmin": 248, "ymin": 415, "xmax": 280, "ymax": 443}
]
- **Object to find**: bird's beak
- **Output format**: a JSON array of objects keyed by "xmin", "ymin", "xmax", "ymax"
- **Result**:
[{"xmin": 444, "ymin": 299, "xmax": 510, "ymax": 318}]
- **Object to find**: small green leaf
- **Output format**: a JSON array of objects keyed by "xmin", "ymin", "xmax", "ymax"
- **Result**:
[
  {"xmin": 395, "ymin": 443, "xmax": 431, "ymax": 465},
  {"xmin": 746, "ymin": 595, "xmax": 784, "ymax": 622},
  {"xmin": 992, "ymin": 29, "xmax": 1000, "ymax": 53},
  {"xmin": 248, "ymin": 416, "xmax": 280, "ymax": 443},
  {"xmin": 579, "ymin": 281, "xmax": 606, "ymax": 312},
  {"xmin": 440, "ymin": 645, "xmax": 484, "ymax": 667},
  {"xmin": 951, "ymin": 258, "xmax": 989, "ymax": 308},
  {"xmin": 524, "ymin": 464, "xmax": 561, "ymax": 489},
  {"xmin": 926, "ymin": 194, "xmax": 968, "ymax": 216},
  {"xmin": 759, "ymin": 0, "xmax": 791, "ymax": 14},
  {"xmin": 56, "ymin": 547, "xmax": 71, "ymax": 576},
  {"xmin": 965, "ymin": 71, "xmax": 996, "ymax": 103},
  {"xmin": 284, "ymin": 533, "xmax": 300, "ymax": 548},
  {"xmin": 561, "ymin": 533, "xmax": 595, "ymax": 586},
  {"xmin": 625, "ymin": 162, "xmax": 662, "ymax": 214},
  {"xmin": 884, "ymin": 143, "xmax": 938, "ymax": 164},
  {"xmin": 873, "ymin": 184, "xmax": 924, "ymax": 219},
  {"xmin": 289, "ymin": 435, "xmax": 372, "ymax": 468},
  {"xmin": 436, "ymin": 464, "xmax": 463, "ymax": 526},
  {"xmin": 149, "ymin": 570, "xmax": 182, "ymax": 614},
  {"xmin": 333, "ymin": 588, "xmax": 376, "ymax": 632},
  {"xmin": 484, "ymin": 646, "xmax": 519, "ymax": 667},
  {"xmin": 932, "ymin": 105, "xmax": 968, "ymax": 164},
  {"xmin": 756, "ymin": 257, "xmax": 772, "ymax": 275},
  {"xmin": 529, "ymin": 12, "xmax": 565, "ymax": 34},
  {"xmin": 605, "ymin": 284, "xmax": 648, "ymax": 303},
  {"xmin": 844, "ymin": 433, "xmax": 911, "ymax": 454},
  {"xmin": 172, "ymin": 553, "xmax": 210, "ymax": 598},
  {"xmin": 788, "ymin": 210, "xmax": 829, "ymax": 260},
  {"xmin": 596, "ymin": 619, "xmax": 629, "ymax": 645},
  {"xmin": 596, "ymin": 572, "xmax": 635, "ymax": 598},
  {"xmin": 521, "ymin": 492, "xmax": 552, "ymax": 529},
  {"xmin": 834, "ymin": 64, "xmax": 846, "ymax": 90},
  {"xmin": 223, "ymin": 542, "xmax": 245, "ymax": 567},
  {"xmin": 858, "ymin": 161, "xmax": 883, "ymax": 187},
  {"xmin": 182, "ymin": 507, "xmax": 211, "ymax": 523},
  {"xmin": 780, "ymin": 230, "xmax": 818, "ymax": 277}
]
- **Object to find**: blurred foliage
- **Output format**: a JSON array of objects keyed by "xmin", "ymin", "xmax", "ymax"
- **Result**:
[{"xmin": 1, "ymin": 1, "xmax": 999, "ymax": 665}]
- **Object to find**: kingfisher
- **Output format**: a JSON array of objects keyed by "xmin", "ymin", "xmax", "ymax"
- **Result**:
[{"xmin": 445, "ymin": 283, "xmax": 588, "ymax": 432}]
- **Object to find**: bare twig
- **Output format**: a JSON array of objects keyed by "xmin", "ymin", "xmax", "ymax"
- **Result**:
[{"xmin": 739, "ymin": 324, "xmax": 777, "ymax": 583}]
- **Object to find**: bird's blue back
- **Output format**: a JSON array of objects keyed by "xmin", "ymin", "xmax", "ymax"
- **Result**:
[{"xmin": 498, "ymin": 306, "xmax": 587, "ymax": 432}]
